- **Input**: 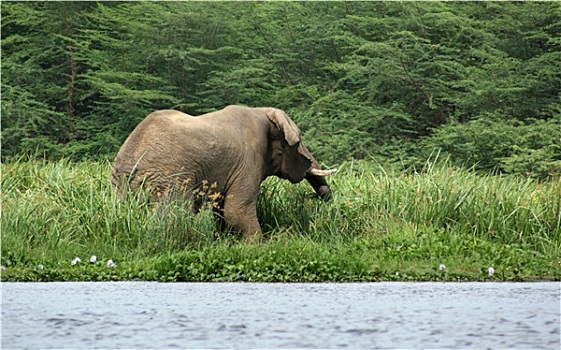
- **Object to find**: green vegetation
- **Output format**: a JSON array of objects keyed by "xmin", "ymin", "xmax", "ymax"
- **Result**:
[
  {"xmin": 2, "ymin": 2, "xmax": 560, "ymax": 179},
  {"xmin": 2, "ymin": 159, "xmax": 559, "ymax": 282}
]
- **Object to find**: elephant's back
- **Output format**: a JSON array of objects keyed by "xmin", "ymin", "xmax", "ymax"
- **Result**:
[
  {"xmin": 111, "ymin": 110, "xmax": 198, "ymax": 194},
  {"xmin": 142, "ymin": 109, "xmax": 196, "ymax": 129},
  {"xmin": 115, "ymin": 110, "xmax": 189, "ymax": 158}
]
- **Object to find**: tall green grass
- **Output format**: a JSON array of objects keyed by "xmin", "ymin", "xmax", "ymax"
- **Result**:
[
  {"xmin": 261, "ymin": 160, "xmax": 560, "ymax": 248},
  {"xmin": 2, "ymin": 158, "xmax": 560, "ymax": 281}
]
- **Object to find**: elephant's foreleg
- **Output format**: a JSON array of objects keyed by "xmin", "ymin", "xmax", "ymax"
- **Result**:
[{"xmin": 222, "ymin": 196, "xmax": 262, "ymax": 242}]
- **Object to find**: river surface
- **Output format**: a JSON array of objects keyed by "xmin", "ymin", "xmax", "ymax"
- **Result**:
[{"xmin": 2, "ymin": 282, "xmax": 560, "ymax": 349}]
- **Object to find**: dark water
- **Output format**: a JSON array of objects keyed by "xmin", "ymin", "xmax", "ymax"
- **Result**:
[{"xmin": 2, "ymin": 282, "xmax": 559, "ymax": 349}]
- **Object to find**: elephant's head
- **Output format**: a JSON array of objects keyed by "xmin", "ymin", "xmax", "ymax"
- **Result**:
[{"xmin": 265, "ymin": 108, "xmax": 336, "ymax": 200}]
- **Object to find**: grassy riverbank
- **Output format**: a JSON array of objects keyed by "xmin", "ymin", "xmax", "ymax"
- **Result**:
[{"xmin": 2, "ymin": 159, "xmax": 560, "ymax": 282}]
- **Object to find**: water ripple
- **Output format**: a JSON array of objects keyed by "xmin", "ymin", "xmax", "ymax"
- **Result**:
[{"xmin": 2, "ymin": 282, "xmax": 560, "ymax": 349}]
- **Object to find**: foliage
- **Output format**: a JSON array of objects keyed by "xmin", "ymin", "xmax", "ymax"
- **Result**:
[
  {"xmin": 2, "ymin": 159, "xmax": 560, "ymax": 282},
  {"xmin": 421, "ymin": 115, "xmax": 561, "ymax": 178},
  {"xmin": 2, "ymin": 2, "xmax": 560, "ymax": 178}
]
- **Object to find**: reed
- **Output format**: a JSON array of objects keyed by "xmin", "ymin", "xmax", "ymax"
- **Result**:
[{"xmin": 2, "ymin": 158, "xmax": 560, "ymax": 281}]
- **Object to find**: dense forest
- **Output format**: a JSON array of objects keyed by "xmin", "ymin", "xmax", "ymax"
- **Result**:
[{"xmin": 2, "ymin": 1, "xmax": 560, "ymax": 178}]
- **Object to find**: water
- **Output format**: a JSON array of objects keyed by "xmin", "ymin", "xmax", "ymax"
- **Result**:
[{"xmin": 2, "ymin": 282, "xmax": 559, "ymax": 349}]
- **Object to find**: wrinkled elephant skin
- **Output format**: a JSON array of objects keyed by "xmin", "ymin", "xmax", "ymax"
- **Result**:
[{"xmin": 112, "ymin": 105, "xmax": 335, "ymax": 241}]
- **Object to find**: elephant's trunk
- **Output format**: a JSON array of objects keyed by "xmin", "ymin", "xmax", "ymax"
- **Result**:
[{"xmin": 305, "ymin": 167, "xmax": 336, "ymax": 200}]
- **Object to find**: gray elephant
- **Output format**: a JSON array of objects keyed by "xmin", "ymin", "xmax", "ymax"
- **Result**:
[{"xmin": 111, "ymin": 105, "xmax": 336, "ymax": 241}]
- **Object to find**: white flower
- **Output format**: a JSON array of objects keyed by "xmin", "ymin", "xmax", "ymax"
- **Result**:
[
  {"xmin": 107, "ymin": 259, "xmax": 117, "ymax": 268},
  {"xmin": 0, "ymin": 265, "xmax": 5, "ymax": 271},
  {"xmin": 439, "ymin": 264, "xmax": 446, "ymax": 271},
  {"xmin": 38, "ymin": 264, "xmax": 45, "ymax": 270},
  {"xmin": 90, "ymin": 255, "xmax": 97, "ymax": 263},
  {"xmin": 395, "ymin": 271, "xmax": 399, "ymax": 276},
  {"xmin": 71, "ymin": 257, "xmax": 81, "ymax": 266},
  {"xmin": 488, "ymin": 267, "xmax": 495, "ymax": 276}
]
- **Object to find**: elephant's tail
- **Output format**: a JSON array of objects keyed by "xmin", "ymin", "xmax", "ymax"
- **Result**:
[
  {"xmin": 111, "ymin": 151, "xmax": 146, "ymax": 198},
  {"xmin": 111, "ymin": 159, "xmax": 142, "ymax": 199},
  {"xmin": 111, "ymin": 166, "xmax": 131, "ymax": 199}
]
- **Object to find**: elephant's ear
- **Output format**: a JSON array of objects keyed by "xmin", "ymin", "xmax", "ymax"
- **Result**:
[
  {"xmin": 266, "ymin": 109, "xmax": 300, "ymax": 147},
  {"xmin": 267, "ymin": 109, "xmax": 312, "ymax": 183}
]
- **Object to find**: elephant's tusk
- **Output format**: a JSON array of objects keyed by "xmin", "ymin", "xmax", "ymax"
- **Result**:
[{"xmin": 308, "ymin": 168, "xmax": 337, "ymax": 176}]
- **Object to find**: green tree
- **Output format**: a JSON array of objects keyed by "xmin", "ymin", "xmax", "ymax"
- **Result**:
[
  {"xmin": 1, "ymin": 2, "xmax": 91, "ymax": 158},
  {"xmin": 1, "ymin": 1, "xmax": 559, "ymax": 176}
]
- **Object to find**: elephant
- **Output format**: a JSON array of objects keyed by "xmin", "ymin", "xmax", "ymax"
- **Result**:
[{"xmin": 111, "ymin": 105, "xmax": 336, "ymax": 241}]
